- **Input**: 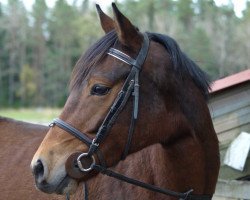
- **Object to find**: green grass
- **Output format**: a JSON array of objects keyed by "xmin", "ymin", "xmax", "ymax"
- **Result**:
[{"xmin": 0, "ymin": 108, "xmax": 61, "ymax": 124}]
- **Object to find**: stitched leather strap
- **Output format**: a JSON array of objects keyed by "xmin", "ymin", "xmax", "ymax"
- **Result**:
[
  {"xmin": 87, "ymin": 34, "xmax": 149, "ymax": 157},
  {"xmin": 187, "ymin": 195, "xmax": 213, "ymax": 200},
  {"xmin": 92, "ymin": 164, "xmax": 212, "ymax": 200},
  {"xmin": 84, "ymin": 182, "xmax": 88, "ymax": 200},
  {"xmin": 50, "ymin": 118, "xmax": 92, "ymax": 145},
  {"xmin": 50, "ymin": 119, "xmax": 106, "ymax": 168},
  {"xmin": 92, "ymin": 164, "xmax": 195, "ymax": 199}
]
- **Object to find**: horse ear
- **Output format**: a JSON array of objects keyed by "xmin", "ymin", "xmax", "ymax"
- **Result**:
[
  {"xmin": 112, "ymin": 3, "xmax": 142, "ymax": 48},
  {"xmin": 96, "ymin": 4, "xmax": 114, "ymax": 33}
]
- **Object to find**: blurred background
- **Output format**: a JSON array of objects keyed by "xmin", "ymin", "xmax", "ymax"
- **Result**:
[
  {"xmin": 0, "ymin": 0, "xmax": 249, "ymax": 122},
  {"xmin": 0, "ymin": 1, "xmax": 250, "ymax": 198}
]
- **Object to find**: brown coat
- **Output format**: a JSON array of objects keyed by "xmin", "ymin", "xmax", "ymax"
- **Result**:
[{"xmin": 0, "ymin": 117, "xmax": 63, "ymax": 200}]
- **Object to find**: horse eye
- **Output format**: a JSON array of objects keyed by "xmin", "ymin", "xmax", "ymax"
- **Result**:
[{"xmin": 91, "ymin": 84, "xmax": 110, "ymax": 96}]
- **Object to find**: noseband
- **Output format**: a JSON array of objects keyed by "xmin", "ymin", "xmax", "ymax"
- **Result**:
[{"xmin": 49, "ymin": 33, "xmax": 212, "ymax": 200}]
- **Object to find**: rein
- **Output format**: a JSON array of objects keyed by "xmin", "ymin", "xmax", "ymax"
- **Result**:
[{"xmin": 49, "ymin": 33, "xmax": 212, "ymax": 200}]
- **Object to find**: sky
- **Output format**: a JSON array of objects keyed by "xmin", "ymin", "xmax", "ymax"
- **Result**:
[
  {"xmin": 215, "ymin": 0, "xmax": 247, "ymax": 17},
  {"xmin": 0, "ymin": 0, "xmax": 248, "ymax": 17},
  {"xmin": 0, "ymin": 0, "xmax": 114, "ymax": 10}
]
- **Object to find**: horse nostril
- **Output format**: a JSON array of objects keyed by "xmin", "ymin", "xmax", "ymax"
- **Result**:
[{"xmin": 33, "ymin": 159, "xmax": 44, "ymax": 179}]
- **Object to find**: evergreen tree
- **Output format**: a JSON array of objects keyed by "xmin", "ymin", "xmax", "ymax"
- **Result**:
[
  {"xmin": 29, "ymin": 0, "xmax": 48, "ymax": 105},
  {"xmin": 2, "ymin": 0, "xmax": 29, "ymax": 106},
  {"xmin": 0, "ymin": 0, "xmax": 249, "ymax": 107}
]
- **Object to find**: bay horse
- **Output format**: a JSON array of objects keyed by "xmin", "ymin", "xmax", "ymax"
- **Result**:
[
  {"xmin": 31, "ymin": 4, "xmax": 220, "ymax": 200},
  {"xmin": 0, "ymin": 118, "xmax": 172, "ymax": 200},
  {"xmin": 0, "ymin": 117, "xmax": 212, "ymax": 200},
  {"xmin": 0, "ymin": 117, "xmax": 63, "ymax": 200}
]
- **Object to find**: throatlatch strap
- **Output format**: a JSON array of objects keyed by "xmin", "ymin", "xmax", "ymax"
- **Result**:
[
  {"xmin": 92, "ymin": 164, "xmax": 212, "ymax": 200},
  {"xmin": 92, "ymin": 164, "xmax": 194, "ymax": 199}
]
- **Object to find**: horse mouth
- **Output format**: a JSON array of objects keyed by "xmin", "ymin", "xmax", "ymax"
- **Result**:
[{"xmin": 36, "ymin": 175, "xmax": 70, "ymax": 194}]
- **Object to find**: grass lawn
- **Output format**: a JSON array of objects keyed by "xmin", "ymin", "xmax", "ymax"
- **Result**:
[{"xmin": 0, "ymin": 108, "xmax": 61, "ymax": 124}]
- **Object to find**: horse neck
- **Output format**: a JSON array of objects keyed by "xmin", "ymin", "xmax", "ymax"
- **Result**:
[
  {"xmin": 0, "ymin": 118, "xmax": 62, "ymax": 200},
  {"xmin": 73, "ymin": 138, "xmax": 218, "ymax": 200},
  {"xmin": 73, "ymin": 144, "xmax": 165, "ymax": 200},
  {"xmin": 0, "ymin": 117, "xmax": 48, "ymax": 134}
]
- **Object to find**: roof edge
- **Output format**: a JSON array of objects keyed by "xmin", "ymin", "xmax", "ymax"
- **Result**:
[{"xmin": 210, "ymin": 69, "xmax": 250, "ymax": 93}]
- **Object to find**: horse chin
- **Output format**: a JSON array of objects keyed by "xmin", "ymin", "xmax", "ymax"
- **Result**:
[
  {"xmin": 36, "ymin": 175, "xmax": 78, "ymax": 195},
  {"xmin": 57, "ymin": 176, "xmax": 78, "ymax": 195}
]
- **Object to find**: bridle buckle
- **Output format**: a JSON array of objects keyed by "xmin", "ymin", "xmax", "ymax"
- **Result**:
[
  {"xmin": 77, "ymin": 153, "xmax": 96, "ymax": 172},
  {"xmin": 92, "ymin": 139, "xmax": 99, "ymax": 147}
]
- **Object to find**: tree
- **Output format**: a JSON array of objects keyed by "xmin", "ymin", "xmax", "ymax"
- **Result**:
[
  {"xmin": 30, "ymin": 0, "xmax": 48, "ymax": 105},
  {"xmin": 0, "ymin": 0, "xmax": 248, "ymax": 107},
  {"xmin": 0, "ymin": 3, "xmax": 8, "ymax": 106},
  {"xmin": 236, "ymin": 1, "xmax": 250, "ymax": 73},
  {"xmin": 176, "ymin": 0, "xmax": 194, "ymax": 31},
  {"xmin": 2, "ymin": 0, "xmax": 29, "ymax": 106},
  {"xmin": 183, "ymin": 28, "xmax": 218, "ymax": 79},
  {"xmin": 18, "ymin": 64, "xmax": 37, "ymax": 106}
]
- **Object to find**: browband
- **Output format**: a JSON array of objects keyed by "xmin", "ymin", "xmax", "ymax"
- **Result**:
[{"xmin": 108, "ymin": 34, "xmax": 149, "ymax": 71}]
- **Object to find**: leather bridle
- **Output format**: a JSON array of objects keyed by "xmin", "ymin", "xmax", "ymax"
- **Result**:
[
  {"xmin": 49, "ymin": 33, "xmax": 212, "ymax": 200},
  {"xmin": 50, "ymin": 33, "xmax": 149, "ymax": 169}
]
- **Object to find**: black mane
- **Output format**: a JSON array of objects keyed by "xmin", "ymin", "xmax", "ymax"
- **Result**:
[
  {"xmin": 147, "ymin": 32, "xmax": 211, "ymax": 99},
  {"xmin": 70, "ymin": 31, "xmax": 211, "ymax": 99}
]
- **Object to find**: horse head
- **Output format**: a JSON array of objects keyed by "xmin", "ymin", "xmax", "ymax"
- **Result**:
[{"xmin": 31, "ymin": 3, "xmax": 219, "ymax": 196}]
